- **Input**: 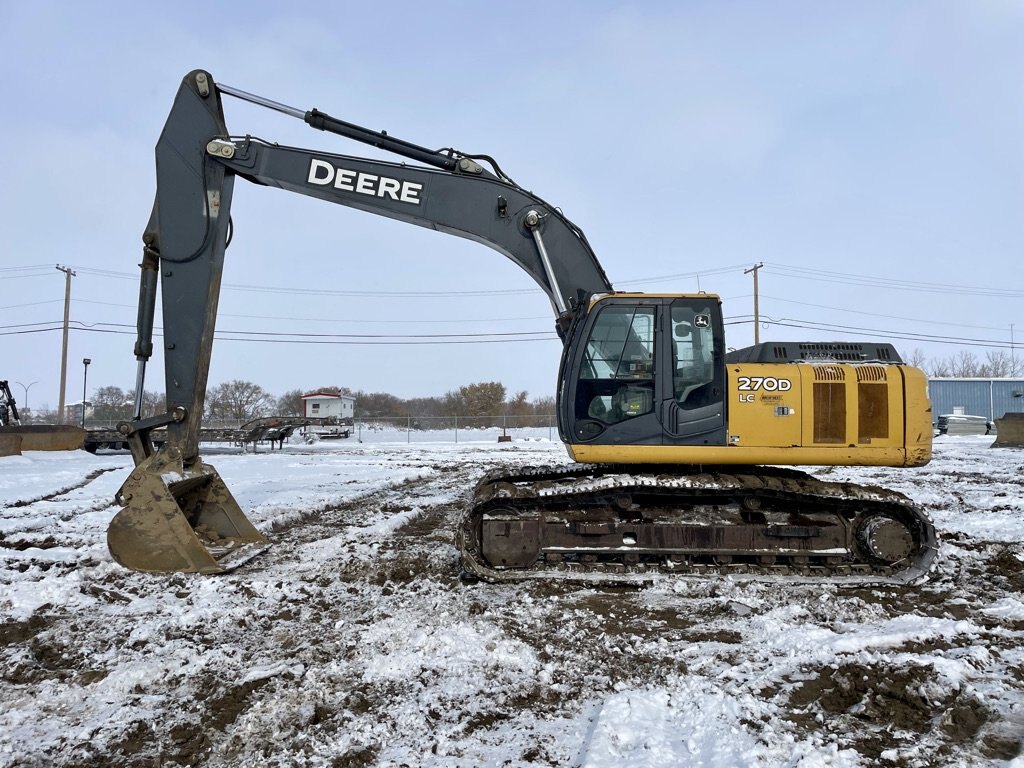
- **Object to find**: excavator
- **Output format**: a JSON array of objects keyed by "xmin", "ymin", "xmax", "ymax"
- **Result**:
[
  {"xmin": 0, "ymin": 381, "xmax": 20, "ymax": 427},
  {"xmin": 108, "ymin": 70, "xmax": 938, "ymax": 583}
]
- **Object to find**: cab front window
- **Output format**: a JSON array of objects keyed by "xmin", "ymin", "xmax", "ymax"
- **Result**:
[{"xmin": 576, "ymin": 305, "xmax": 655, "ymax": 424}]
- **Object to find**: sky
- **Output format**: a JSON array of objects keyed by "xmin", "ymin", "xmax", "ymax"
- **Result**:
[{"xmin": 1, "ymin": 1, "xmax": 1022, "ymax": 414}]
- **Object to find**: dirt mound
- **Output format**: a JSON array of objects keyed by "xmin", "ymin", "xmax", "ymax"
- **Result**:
[{"xmin": 787, "ymin": 660, "xmax": 1019, "ymax": 762}]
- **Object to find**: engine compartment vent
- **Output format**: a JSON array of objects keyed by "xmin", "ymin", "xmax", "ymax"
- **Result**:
[{"xmin": 726, "ymin": 342, "xmax": 904, "ymax": 364}]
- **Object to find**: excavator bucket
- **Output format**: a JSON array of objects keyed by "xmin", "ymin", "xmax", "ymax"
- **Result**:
[
  {"xmin": 992, "ymin": 413, "xmax": 1024, "ymax": 448},
  {"xmin": 109, "ymin": 450, "xmax": 267, "ymax": 574}
]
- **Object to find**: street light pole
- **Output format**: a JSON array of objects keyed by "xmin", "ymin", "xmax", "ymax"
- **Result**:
[
  {"xmin": 14, "ymin": 381, "xmax": 38, "ymax": 415},
  {"xmin": 82, "ymin": 358, "xmax": 91, "ymax": 429}
]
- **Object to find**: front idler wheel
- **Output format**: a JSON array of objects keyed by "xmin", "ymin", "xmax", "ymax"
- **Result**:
[{"xmin": 856, "ymin": 514, "xmax": 915, "ymax": 565}]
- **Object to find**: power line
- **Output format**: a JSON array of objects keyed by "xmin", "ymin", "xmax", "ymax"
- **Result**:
[
  {"xmin": 0, "ymin": 322, "xmax": 559, "ymax": 345},
  {"xmin": 761, "ymin": 317, "xmax": 1014, "ymax": 350},
  {"xmin": 0, "ymin": 299, "xmax": 63, "ymax": 311},
  {"xmin": 71, "ymin": 266, "xmax": 541, "ymax": 297},
  {"xmin": 0, "ymin": 264, "xmax": 55, "ymax": 274},
  {"xmin": 12, "ymin": 264, "xmax": 1019, "ymax": 350},
  {"xmin": 214, "ymin": 335, "xmax": 560, "ymax": 346},
  {"xmin": 617, "ymin": 264, "xmax": 750, "ymax": 287},
  {"xmin": 30, "ymin": 297, "xmax": 554, "ymax": 327},
  {"xmin": 71, "ymin": 297, "xmax": 552, "ymax": 325},
  {"xmin": 767, "ymin": 262, "xmax": 1024, "ymax": 298},
  {"xmin": 55, "ymin": 262, "xmax": 1024, "ymax": 313},
  {"xmin": 761, "ymin": 292, "xmax": 1007, "ymax": 331},
  {"xmin": 6, "ymin": 314, "xmax": 1019, "ymax": 352}
]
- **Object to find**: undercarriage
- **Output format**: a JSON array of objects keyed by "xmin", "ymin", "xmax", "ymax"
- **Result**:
[{"xmin": 459, "ymin": 465, "xmax": 939, "ymax": 585}]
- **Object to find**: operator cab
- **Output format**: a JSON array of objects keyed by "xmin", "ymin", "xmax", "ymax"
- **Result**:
[{"xmin": 559, "ymin": 294, "xmax": 728, "ymax": 447}]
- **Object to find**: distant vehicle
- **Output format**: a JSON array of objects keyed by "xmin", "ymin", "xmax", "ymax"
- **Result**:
[{"xmin": 936, "ymin": 414, "xmax": 993, "ymax": 436}]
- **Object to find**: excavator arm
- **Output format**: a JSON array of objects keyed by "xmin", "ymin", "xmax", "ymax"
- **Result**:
[
  {"xmin": 136, "ymin": 70, "xmax": 611, "ymax": 463},
  {"xmin": 110, "ymin": 69, "xmax": 612, "ymax": 573}
]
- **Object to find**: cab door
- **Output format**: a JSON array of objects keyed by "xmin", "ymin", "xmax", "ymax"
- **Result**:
[
  {"xmin": 659, "ymin": 298, "xmax": 728, "ymax": 445},
  {"xmin": 562, "ymin": 298, "xmax": 663, "ymax": 445}
]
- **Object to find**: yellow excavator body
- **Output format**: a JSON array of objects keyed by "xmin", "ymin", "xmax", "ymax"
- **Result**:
[{"xmin": 567, "ymin": 362, "xmax": 932, "ymax": 467}]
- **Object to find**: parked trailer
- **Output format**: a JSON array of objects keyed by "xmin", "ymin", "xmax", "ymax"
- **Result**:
[{"xmin": 84, "ymin": 416, "xmax": 349, "ymax": 453}]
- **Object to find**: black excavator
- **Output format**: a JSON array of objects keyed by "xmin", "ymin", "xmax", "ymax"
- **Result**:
[
  {"xmin": 0, "ymin": 381, "xmax": 20, "ymax": 427},
  {"xmin": 109, "ymin": 70, "xmax": 937, "ymax": 583}
]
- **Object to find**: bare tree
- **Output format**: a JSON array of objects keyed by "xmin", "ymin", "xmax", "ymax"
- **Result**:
[
  {"xmin": 91, "ymin": 386, "xmax": 133, "ymax": 424},
  {"xmin": 505, "ymin": 390, "xmax": 532, "ymax": 427},
  {"xmin": 276, "ymin": 389, "xmax": 305, "ymax": 416},
  {"xmin": 352, "ymin": 391, "xmax": 404, "ymax": 418},
  {"xmin": 206, "ymin": 380, "xmax": 274, "ymax": 424},
  {"xmin": 459, "ymin": 382, "xmax": 506, "ymax": 422},
  {"xmin": 906, "ymin": 348, "xmax": 928, "ymax": 369},
  {"xmin": 531, "ymin": 395, "xmax": 555, "ymax": 415},
  {"xmin": 140, "ymin": 390, "xmax": 165, "ymax": 419},
  {"xmin": 980, "ymin": 351, "xmax": 1016, "ymax": 378},
  {"xmin": 949, "ymin": 351, "xmax": 980, "ymax": 378}
]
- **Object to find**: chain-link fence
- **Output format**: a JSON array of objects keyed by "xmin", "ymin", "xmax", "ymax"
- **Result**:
[
  {"xmin": 344, "ymin": 414, "xmax": 557, "ymax": 444},
  {"xmin": 81, "ymin": 414, "xmax": 559, "ymax": 445}
]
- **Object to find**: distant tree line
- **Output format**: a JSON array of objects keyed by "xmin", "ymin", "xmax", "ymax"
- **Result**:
[
  {"xmin": 18, "ymin": 380, "xmax": 554, "ymax": 428},
  {"xmin": 276, "ymin": 381, "xmax": 554, "ymax": 428},
  {"xmin": 907, "ymin": 349, "xmax": 1022, "ymax": 378}
]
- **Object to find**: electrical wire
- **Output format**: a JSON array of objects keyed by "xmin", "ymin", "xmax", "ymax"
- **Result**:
[
  {"xmin": 760, "ymin": 317, "xmax": 1014, "ymax": 350},
  {"xmin": 66, "ymin": 262, "xmax": 1024, "ymax": 301},
  {"xmin": 6, "ymin": 314, "xmax": 1017, "ymax": 352},
  {"xmin": 617, "ymin": 264, "xmax": 750, "ymax": 286},
  {"xmin": 10, "ymin": 264, "xmax": 1019, "ymax": 350},
  {"xmin": 760, "ymin": 294, "xmax": 1013, "ymax": 333},
  {"xmin": 767, "ymin": 263, "xmax": 1024, "ymax": 298},
  {"xmin": 0, "ymin": 264, "xmax": 55, "ymax": 273},
  {"xmin": 0, "ymin": 320, "xmax": 559, "ymax": 344}
]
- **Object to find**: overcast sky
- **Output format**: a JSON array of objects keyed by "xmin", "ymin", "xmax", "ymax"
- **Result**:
[{"xmin": 1, "ymin": 1, "xmax": 1021, "ymax": 414}]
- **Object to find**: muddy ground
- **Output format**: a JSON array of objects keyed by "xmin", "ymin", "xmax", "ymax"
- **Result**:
[{"xmin": 0, "ymin": 439, "xmax": 1022, "ymax": 767}]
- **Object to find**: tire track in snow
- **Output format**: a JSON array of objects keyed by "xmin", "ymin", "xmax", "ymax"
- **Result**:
[
  {"xmin": 3, "ymin": 466, "xmax": 120, "ymax": 510},
  {"xmin": 239, "ymin": 461, "xmax": 483, "ymax": 578},
  {"xmin": 0, "ymin": 467, "xmax": 124, "ymax": 569}
]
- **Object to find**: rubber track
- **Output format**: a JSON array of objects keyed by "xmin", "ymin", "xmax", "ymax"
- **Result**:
[{"xmin": 458, "ymin": 464, "xmax": 939, "ymax": 586}]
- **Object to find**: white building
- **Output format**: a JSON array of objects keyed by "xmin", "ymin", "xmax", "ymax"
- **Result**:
[{"xmin": 301, "ymin": 392, "xmax": 355, "ymax": 420}]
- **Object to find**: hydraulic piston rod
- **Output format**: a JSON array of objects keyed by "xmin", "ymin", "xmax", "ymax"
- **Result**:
[
  {"xmin": 218, "ymin": 82, "xmax": 460, "ymax": 172},
  {"xmin": 132, "ymin": 247, "xmax": 160, "ymax": 420},
  {"xmin": 525, "ymin": 210, "xmax": 568, "ymax": 315}
]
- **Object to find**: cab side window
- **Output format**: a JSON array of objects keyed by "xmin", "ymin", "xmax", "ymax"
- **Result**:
[
  {"xmin": 577, "ymin": 306, "xmax": 655, "ymax": 424},
  {"xmin": 672, "ymin": 305, "xmax": 716, "ymax": 409}
]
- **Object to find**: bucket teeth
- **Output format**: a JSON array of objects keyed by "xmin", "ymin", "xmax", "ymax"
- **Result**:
[{"xmin": 109, "ymin": 452, "xmax": 267, "ymax": 573}]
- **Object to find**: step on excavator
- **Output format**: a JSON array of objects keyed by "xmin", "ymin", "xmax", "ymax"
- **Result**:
[{"xmin": 108, "ymin": 70, "xmax": 938, "ymax": 583}]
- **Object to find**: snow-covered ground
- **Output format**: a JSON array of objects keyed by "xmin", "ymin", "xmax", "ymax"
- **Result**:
[{"xmin": 0, "ymin": 433, "xmax": 1022, "ymax": 767}]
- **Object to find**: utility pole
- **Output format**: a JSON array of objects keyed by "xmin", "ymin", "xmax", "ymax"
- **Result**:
[
  {"xmin": 1012, "ymin": 323, "xmax": 1017, "ymax": 374},
  {"xmin": 744, "ymin": 262, "xmax": 764, "ymax": 345},
  {"xmin": 55, "ymin": 265, "xmax": 76, "ymax": 424}
]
